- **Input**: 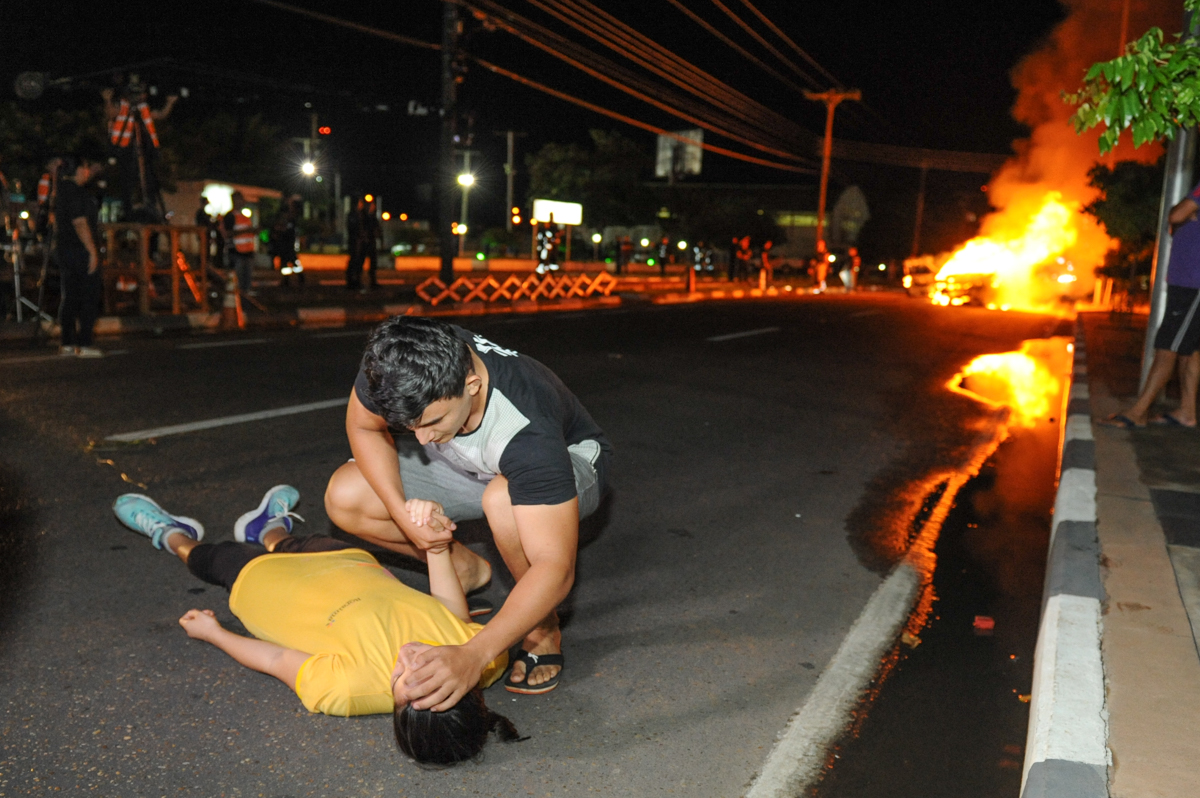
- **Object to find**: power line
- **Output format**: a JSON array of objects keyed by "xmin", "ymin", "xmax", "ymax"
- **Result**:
[
  {"xmin": 660, "ymin": 0, "xmax": 808, "ymax": 94},
  {"xmin": 462, "ymin": 0, "xmax": 814, "ymax": 162},
  {"xmin": 707, "ymin": 0, "xmax": 821, "ymax": 86},
  {"xmin": 735, "ymin": 0, "xmax": 843, "ymax": 88},
  {"xmin": 473, "ymin": 58, "xmax": 814, "ymax": 173}
]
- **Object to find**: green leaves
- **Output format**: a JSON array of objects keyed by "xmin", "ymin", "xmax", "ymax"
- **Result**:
[{"xmin": 1066, "ymin": 27, "xmax": 1200, "ymax": 154}]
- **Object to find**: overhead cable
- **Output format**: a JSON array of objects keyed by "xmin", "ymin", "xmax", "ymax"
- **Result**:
[
  {"xmin": 525, "ymin": 0, "xmax": 813, "ymax": 143},
  {"xmin": 660, "ymin": 0, "xmax": 809, "ymax": 93},
  {"xmin": 247, "ymin": 0, "xmax": 441, "ymax": 51},
  {"xmin": 474, "ymin": 58, "xmax": 814, "ymax": 173},
  {"xmin": 461, "ymin": 0, "xmax": 813, "ymax": 162},
  {"xmin": 735, "ymin": 0, "xmax": 843, "ymax": 88},
  {"xmin": 708, "ymin": 0, "xmax": 821, "ymax": 85}
]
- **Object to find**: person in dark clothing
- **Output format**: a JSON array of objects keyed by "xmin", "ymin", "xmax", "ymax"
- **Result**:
[
  {"xmin": 346, "ymin": 196, "xmax": 381, "ymax": 291},
  {"xmin": 55, "ymin": 156, "xmax": 106, "ymax": 358},
  {"xmin": 271, "ymin": 198, "xmax": 303, "ymax": 289}
]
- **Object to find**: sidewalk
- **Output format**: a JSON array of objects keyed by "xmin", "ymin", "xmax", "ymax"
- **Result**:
[{"xmin": 1080, "ymin": 311, "xmax": 1200, "ymax": 797}]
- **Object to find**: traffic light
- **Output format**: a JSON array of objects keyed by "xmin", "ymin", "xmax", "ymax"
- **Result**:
[
  {"xmin": 511, "ymin": 206, "xmax": 521, "ymax": 225},
  {"xmin": 318, "ymin": 126, "xmax": 332, "ymax": 135}
]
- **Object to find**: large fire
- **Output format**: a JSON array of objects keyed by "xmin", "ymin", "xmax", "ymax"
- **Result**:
[
  {"xmin": 950, "ymin": 343, "xmax": 1063, "ymax": 428},
  {"xmin": 932, "ymin": 192, "xmax": 1104, "ymax": 312}
]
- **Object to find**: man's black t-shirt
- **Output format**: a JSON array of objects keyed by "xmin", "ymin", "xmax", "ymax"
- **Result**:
[
  {"xmin": 355, "ymin": 325, "xmax": 612, "ymax": 506},
  {"xmin": 54, "ymin": 179, "xmax": 99, "ymax": 254}
]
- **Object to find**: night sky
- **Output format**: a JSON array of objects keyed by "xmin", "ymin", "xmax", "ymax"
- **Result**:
[{"xmin": 8, "ymin": 0, "xmax": 1078, "ymax": 255}]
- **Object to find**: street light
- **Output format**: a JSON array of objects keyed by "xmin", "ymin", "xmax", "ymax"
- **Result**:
[
  {"xmin": 457, "ymin": 173, "xmax": 474, "ymax": 256},
  {"xmin": 591, "ymin": 232, "xmax": 602, "ymax": 261},
  {"xmin": 300, "ymin": 161, "xmax": 316, "ymax": 176}
]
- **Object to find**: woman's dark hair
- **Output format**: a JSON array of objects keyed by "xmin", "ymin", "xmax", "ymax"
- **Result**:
[
  {"xmin": 393, "ymin": 688, "xmax": 523, "ymax": 765},
  {"xmin": 362, "ymin": 317, "xmax": 473, "ymax": 430}
]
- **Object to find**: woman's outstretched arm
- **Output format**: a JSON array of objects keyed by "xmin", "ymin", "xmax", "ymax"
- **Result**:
[
  {"xmin": 179, "ymin": 609, "xmax": 311, "ymax": 689},
  {"xmin": 407, "ymin": 497, "xmax": 472, "ymax": 622}
]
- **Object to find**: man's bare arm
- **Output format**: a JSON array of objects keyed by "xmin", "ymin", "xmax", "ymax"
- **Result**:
[
  {"xmin": 73, "ymin": 217, "xmax": 98, "ymax": 272},
  {"xmin": 1169, "ymin": 197, "xmax": 1199, "ymax": 228},
  {"xmin": 344, "ymin": 390, "xmax": 454, "ymax": 550},
  {"xmin": 408, "ymin": 499, "xmax": 578, "ymax": 711}
]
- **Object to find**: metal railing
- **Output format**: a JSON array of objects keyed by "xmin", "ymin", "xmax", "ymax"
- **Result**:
[
  {"xmin": 415, "ymin": 272, "xmax": 618, "ymax": 306},
  {"xmin": 101, "ymin": 224, "xmax": 213, "ymax": 315}
]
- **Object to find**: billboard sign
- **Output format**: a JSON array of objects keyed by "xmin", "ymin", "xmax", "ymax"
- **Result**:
[
  {"xmin": 655, "ymin": 129, "xmax": 704, "ymax": 178},
  {"xmin": 532, "ymin": 199, "xmax": 583, "ymax": 225}
]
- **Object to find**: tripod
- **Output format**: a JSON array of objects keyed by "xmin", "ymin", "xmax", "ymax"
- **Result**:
[{"xmin": 8, "ymin": 223, "xmax": 55, "ymax": 339}]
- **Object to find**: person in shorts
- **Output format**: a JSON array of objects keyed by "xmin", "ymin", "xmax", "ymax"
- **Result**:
[
  {"xmin": 325, "ymin": 317, "xmax": 612, "ymax": 710},
  {"xmin": 1108, "ymin": 183, "xmax": 1200, "ymax": 428}
]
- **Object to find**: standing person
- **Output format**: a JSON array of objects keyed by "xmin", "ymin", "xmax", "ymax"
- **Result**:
[
  {"xmin": 814, "ymin": 243, "xmax": 829, "ymax": 293},
  {"xmin": 361, "ymin": 197, "xmax": 381, "ymax": 290},
  {"xmin": 325, "ymin": 317, "xmax": 613, "ymax": 706},
  {"xmin": 1107, "ymin": 186, "xmax": 1200, "ymax": 428},
  {"xmin": 657, "ymin": 235, "xmax": 670, "ymax": 276},
  {"xmin": 55, "ymin": 154, "xmax": 105, "ymax": 358},
  {"xmin": 271, "ymin": 198, "xmax": 304, "ymax": 289},
  {"xmin": 346, "ymin": 197, "xmax": 365, "ymax": 290},
  {"xmin": 761, "ymin": 240, "xmax": 774, "ymax": 283},
  {"xmin": 223, "ymin": 192, "xmax": 256, "ymax": 297}
]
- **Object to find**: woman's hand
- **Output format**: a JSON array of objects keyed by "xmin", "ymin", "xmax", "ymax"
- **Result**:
[
  {"xmin": 179, "ymin": 608, "xmax": 222, "ymax": 641},
  {"xmin": 405, "ymin": 498, "xmax": 454, "ymax": 531}
]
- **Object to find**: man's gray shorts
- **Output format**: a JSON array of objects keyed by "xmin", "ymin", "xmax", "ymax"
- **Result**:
[{"xmin": 396, "ymin": 438, "xmax": 606, "ymax": 521}]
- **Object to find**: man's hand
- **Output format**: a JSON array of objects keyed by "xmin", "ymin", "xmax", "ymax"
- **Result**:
[
  {"xmin": 403, "ymin": 498, "xmax": 456, "ymax": 553},
  {"xmin": 179, "ymin": 608, "xmax": 221, "ymax": 641},
  {"xmin": 405, "ymin": 643, "xmax": 488, "ymax": 712}
]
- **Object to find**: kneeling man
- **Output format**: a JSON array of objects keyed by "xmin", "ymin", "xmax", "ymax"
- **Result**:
[{"xmin": 326, "ymin": 317, "xmax": 611, "ymax": 711}]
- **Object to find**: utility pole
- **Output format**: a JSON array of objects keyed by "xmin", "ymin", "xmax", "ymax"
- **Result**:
[
  {"xmin": 438, "ymin": 2, "xmax": 461, "ymax": 285},
  {"xmin": 911, "ymin": 162, "xmax": 929, "ymax": 257},
  {"xmin": 458, "ymin": 150, "xmax": 472, "ymax": 257},
  {"xmin": 804, "ymin": 88, "xmax": 861, "ymax": 256},
  {"xmin": 494, "ymin": 130, "xmax": 527, "ymax": 232}
]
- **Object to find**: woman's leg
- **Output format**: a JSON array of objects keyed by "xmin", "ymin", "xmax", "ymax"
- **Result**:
[{"xmin": 179, "ymin": 538, "xmax": 263, "ymax": 591}]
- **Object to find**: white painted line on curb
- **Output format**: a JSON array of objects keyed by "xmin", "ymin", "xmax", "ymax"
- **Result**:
[
  {"xmin": 1022, "ymin": 594, "xmax": 1108, "ymax": 791},
  {"xmin": 105, "ymin": 398, "xmax": 347, "ymax": 442},
  {"xmin": 706, "ymin": 326, "xmax": 780, "ymax": 342},
  {"xmin": 1051, "ymin": 468, "xmax": 1097, "ymax": 542},
  {"xmin": 177, "ymin": 338, "xmax": 271, "ymax": 350},
  {"xmin": 1069, "ymin": 382, "xmax": 1090, "ymax": 400},
  {"xmin": 1065, "ymin": 415, "xmax": 1094, "ymax": 442},
  {"xmin": 746, "ymin": 563, "xmax": 920, "ymax": 798}
]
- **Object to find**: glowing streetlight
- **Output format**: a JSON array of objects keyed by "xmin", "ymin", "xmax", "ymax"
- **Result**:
[
  {"xmin": 457, "ymin": 173, "xmax": 475, "ymax": 256},
  {"xmin": 591, "ymin": 232, "xmax": 602, "ymax": 261},
  {"xmin": 677, "ymin": 240, "xmax": 687, "ymax": 250},
  {"xmin": 300, "ymin": 161, "xmax": 316, "ymax": 176},
  {"xmin": 381, "ymin": 212, "xmax": 391, "ymax": 221},
  {"xmin": 457, "ymin": 173, "xmax": 475, "ymax": 187},
  {"xmin": 639, "ymin": 237, "xmax": 650, "ymax": 247},
  {"xmin": 590, "ymin": 232, "xmax": 602, "ymax": 243}
]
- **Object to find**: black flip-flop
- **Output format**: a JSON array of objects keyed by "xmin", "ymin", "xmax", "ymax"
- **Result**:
[
  {"xmin": 467, "ymin": 596, "xmax": 494, "ymax": 618},
  {"xmin": 1151, "ymin": 413, "xmax": 1198, "ymax": 428},
  {"xmin": 504, "ymin": 650, "xmax": 564, "ymax": 695},
  {"xmin": 1102, "ymin": 414, "xmax": 1145, "ymax": 429}
]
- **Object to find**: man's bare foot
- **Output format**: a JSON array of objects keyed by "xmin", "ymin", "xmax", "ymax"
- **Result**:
[
  {"xmin": 452, "ymin": 544, "xmax": 492, "ymax": 593},
  {"xmin": 508, "ymin": 626, "xmax": 562, "ymax": 687}
]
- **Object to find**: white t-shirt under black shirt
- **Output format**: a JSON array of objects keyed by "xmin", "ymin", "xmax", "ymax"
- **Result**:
[{"xmin": 355, "ymin": 325, "xmax": 611, "ymax": 506}]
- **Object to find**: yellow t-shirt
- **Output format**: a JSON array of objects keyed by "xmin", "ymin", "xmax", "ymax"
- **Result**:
[{"xmin": 228, "ymin": 548, "xmax": 506, "ymax": 717}]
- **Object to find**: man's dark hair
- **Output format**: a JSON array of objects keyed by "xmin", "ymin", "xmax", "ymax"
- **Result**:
[
  {"xmin": 362, "ymin": 317, "xmax": 473, "ymax": 429},
  {"xmin": 393, "ymin": 689, "xmax": 523, "ymax": 765}
]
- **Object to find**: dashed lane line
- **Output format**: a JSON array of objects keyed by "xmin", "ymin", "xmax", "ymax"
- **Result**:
[
  {"xmin": 706, "ymin": 326, "xmax": 781, "ymax": 342},
  {"xmin": 177, "ymin": 338, "xmax": 271, "ymax": 350},
  {"xmin": 105, "ymin": 397, "xmax": 348, "ymax": 442}
]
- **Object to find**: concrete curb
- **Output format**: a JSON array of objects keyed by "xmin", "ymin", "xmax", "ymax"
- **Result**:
[{"xmin": 1020, "ymin": 323, "xmax": 1108, "ymax": 798}]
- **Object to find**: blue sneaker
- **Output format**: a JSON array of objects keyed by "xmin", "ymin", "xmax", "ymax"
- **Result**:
[
  {"xmin": 234, "ymin": 485, "xmax": 302, "ymax": 545},
  {"xmin": 112, "ymin": 494, "xmax": 204, "ymax": 551}
]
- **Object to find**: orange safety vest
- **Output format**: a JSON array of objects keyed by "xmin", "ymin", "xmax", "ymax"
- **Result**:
[
  {"xmin": 37, "ymin": 173, "xmax": 51, "ymax": 204},
  {"xmin": 233, "ymin": 212, "xmax": 256, "ymax": 254},
  {"xmin": 109, "ymin": 100, "xmax": 160, "ymax": 149}
]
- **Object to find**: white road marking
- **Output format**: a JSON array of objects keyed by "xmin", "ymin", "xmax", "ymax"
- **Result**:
[
  {"xmin": 706, "ymin": 326, "xmax": 780, "ymax": 342},
  {"xmin": 848, "ymin": 309, "xmax": 883, "ymax": 318},
  {"xmin": 177, "ymin": 338, "xmax": 271, "ymax": 350},
  {"xmin": 1051, "ymin": 467, "xmax": 1097, "ymax": 542},
  {"xmin": 106, "ymin": 397, "xmax": 348, "ymax": 442},
  {"xmin": 0, "ymin": 350, "xmax": 130, "ymax": 365},
  {"xmin": 310, "ymin": 330, "xmax": 369, "ymax": 339}
]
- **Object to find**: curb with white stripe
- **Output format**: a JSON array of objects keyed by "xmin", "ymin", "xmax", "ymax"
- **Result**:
[{"xmin": 1020, "ymin": 323, "xmax": 1108, "ymax": 798}]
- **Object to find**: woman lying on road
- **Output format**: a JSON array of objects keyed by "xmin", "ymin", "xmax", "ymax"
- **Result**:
[{"xmin": 111, "ymin": 484, "xmax": 520, "ymax": 765}]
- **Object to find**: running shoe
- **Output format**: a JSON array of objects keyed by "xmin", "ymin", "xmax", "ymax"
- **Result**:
[
  {"xmin": 234, "ymin": 485, "xmax": 303, "ymax": 544},
  {"xmin": 112, "ymin": 494, "xmax": 204, "ymax": 551}
]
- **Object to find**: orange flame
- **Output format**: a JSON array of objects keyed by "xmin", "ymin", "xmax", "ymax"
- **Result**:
[{"xmin": 950, "ymin": 346, "xmax": 1060, "ymax": 428}]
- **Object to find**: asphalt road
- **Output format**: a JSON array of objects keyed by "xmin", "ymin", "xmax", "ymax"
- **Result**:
[{"xmin": 0, "ymin": 294, "xmax": 1068, "ymax": 796}]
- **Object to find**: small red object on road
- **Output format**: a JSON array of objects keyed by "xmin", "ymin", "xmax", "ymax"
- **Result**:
[{"xmin": 973, "ymin": 615, "xmax": 995, "ymax": 635}]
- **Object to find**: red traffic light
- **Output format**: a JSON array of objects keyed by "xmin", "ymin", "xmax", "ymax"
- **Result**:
[{"xmin": 318, "ymin": 126, "xmax": 332, "ymax": 135}]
